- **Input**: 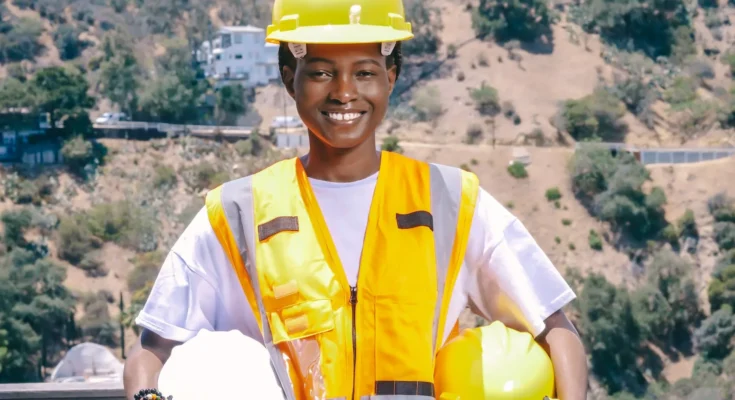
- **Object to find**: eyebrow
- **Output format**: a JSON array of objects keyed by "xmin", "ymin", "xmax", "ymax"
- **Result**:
[{"xmin": 305, "ymin": 58, "xmax": 383, "ymax": 67}]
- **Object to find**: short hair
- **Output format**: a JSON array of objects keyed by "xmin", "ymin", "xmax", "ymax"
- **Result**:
[{"xmin": 277, "ymin": 42, "xmax": 403, "ymax": 79}]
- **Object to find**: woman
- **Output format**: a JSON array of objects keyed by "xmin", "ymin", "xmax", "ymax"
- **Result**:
[{"xmin": 124, "ymin": 1, "xmax": 588, "ymax": 399}]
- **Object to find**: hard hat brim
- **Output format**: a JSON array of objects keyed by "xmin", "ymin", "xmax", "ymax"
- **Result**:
[{"xmin": 266, "ymin": 25, "xmax": 414, "ymax": 45}]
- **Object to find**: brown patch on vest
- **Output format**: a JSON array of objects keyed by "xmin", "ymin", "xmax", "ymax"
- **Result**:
[
  {"xmin": 396, "ymin": 211, "xmax": 433, "ymax": 231},
  {"xmin": 258, "ymin": 216, "xmax": 299, "ymax": 241}
]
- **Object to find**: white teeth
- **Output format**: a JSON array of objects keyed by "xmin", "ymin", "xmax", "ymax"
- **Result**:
[{"xmin": 327, "ymin": 112, "xmax": 361, "ymax": 121}]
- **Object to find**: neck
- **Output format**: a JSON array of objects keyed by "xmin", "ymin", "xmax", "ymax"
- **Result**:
[{"xmin": 302, "ymin": 133, "xmax": 380, "ymax": 182}]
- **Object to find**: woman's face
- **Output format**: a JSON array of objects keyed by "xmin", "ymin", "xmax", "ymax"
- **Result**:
[{"xmin": 282, "ymin": 43, "xmax": 397, "ymax": 150}]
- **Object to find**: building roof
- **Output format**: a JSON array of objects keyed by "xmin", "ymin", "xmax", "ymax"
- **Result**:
[{"xmin": 220, "ymin": 25, "xmax": 264, "ymax": 33}]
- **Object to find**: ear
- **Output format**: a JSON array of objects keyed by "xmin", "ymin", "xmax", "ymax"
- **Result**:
[
  {"xmin": 281, "ymin": 65, "xmax": 296, "ymax": 99},
  {"xmin": 387, "ymin": 64, "xmax": 398, "ymax": 95}
]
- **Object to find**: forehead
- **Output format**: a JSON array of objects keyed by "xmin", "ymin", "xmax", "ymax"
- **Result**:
[{"xmin": 304, "ymin": 43, "xmax": 383, "ymax": 61}]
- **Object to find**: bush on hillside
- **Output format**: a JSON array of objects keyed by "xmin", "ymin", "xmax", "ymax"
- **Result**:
[
  {"xmin": 570, "ymin": 0, "xmax": 690, "ymax": 60},
  {"xmin": 678, "ymin": 208, "xmax": 698, "ymax": 239},
  {"xmin": 555, "ymin": 89, "xmax": 627, "ymax": 142},
  {"xmin": 572, "ymin": 273, "xmax": 646, "ymax": 395},
  {"xmin": 570, "ymin": 147, "xmax": 668, "ymax": 241},
  {"xmin": 708, "ymin": 193, "xmax": 735, "ymax": 223},
  {"xmin": 632, "ymin": 284, "xmax": 673, "ymax": 342},
  {"xmin": 234, "ymin": 135, "xmax": 263, "ymax": 157},
  {"xmin": 466, "ymin": 124, "xmax": 483, "ymax": 144},
  {"xmin": 470, "ymin": 82, "xmax": 500, "ymax": 116},
  {"xmin": 647, "ymin": 249, "xmax": 702, "ymax": 339},
  {"xmin": 0, "ymin": 17, "xmax": 44, "ymax": 63},
  {"xmin": 153, "ymin": 164, "xmax": 177, "ymax": 189},
  {"xmin": 709, "ymin": 264, "xmax": 735, "ymax": 313},
  {"xmin": 507, "ymin": 162, "xmax": 528, "ymax": 179},
  {"xmin": 1, "ymin": 208, "xmax": 33, "ymax": 250},
  {"xmin": 714, "ymin": 222, "xmax": 735, "ymax": 251},
  {"xmin": 413, "ymin": 85, "xmax": 444, "ymax": 122},
  {"xmin": 53, "ymin": 24, "xmax": 88, "ymax": 60},
  {"xmin": 57, "ymin": 214, "xmax": 103, "ymax": 266},
  {"xmin": 128, "ymin": 251, "xmax": 165, "ymax": 293},
  {"xmin": 182, "ymin": 161, "xmax": 230, "ymax": 192},
  {"xmin": 472, "ymin": 0, "xmax": 552, "ymax": 42},
  {"xmin": 381, "ymin": 136, "xmax": 403, "ymax": 153},
  {"xmin": 589, "ymin": 229, "xmax": 603, "ymax": 250},
  {"xmin": 402, "ymin": 0, "xmax": 443, "ymax": 57},
  {"xmin": 545, "ymin": 187, "xmax": 562, "ymax": 201},
  {"xmin": 694, "ymin": 305, "xmax": 735, "ymax": 360},
  {"xmin": 61, "ymin": 136, "xmax": 107, "ymax": 178}
]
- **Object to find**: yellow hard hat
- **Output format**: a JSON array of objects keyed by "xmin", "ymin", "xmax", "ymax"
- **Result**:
[
  {"xmin": 434, "ymin": 321, "xmax": 556, "ymax": 400},
  {"xmin": 266, "ymin": 0, "xmax": 414, "ymax": 45}
]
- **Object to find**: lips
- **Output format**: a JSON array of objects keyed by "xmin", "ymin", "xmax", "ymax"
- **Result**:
[{"xmin": 321, "ymin": 110, "xmax": 367, "ymax": 124}]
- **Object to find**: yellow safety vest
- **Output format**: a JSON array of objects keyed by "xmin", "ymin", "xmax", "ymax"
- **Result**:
[{"xmin": 205, "ymin": 151, "xmax": 479, "ymax": 400}]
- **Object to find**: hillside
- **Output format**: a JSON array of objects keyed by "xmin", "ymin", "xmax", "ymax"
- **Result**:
[{"xmin": 1, "ymin": 0, "xmax": 735, "ymax": 397}]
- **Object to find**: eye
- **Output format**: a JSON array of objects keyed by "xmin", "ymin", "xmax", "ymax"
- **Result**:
[
  {"xmin": 308, "ymin": 70, "xmax": 332, "ymax": 79},
  {"xmin": 357, "ymin": 70, "xmax": 377, "ymax": 78}
]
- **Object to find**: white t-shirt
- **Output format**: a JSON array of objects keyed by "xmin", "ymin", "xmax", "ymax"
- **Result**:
[{"xmin": 136, "ymin": 172, "xmax": 576, "ymax": 347}]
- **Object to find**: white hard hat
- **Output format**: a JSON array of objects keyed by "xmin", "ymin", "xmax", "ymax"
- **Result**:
[{"xmin": 158, "ymin": 330, "xmax": 285, "ymax": 400}]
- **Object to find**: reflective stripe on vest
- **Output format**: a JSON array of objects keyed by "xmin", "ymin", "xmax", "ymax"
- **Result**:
[{"xmin": 206, "ymin": 151, "xmax": 479, "ymax": 400}]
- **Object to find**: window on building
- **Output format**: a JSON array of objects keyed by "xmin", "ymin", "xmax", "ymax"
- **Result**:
[
  {"xmin": 222, "ymin": 34, "xmax": 231, "ymax": 48},
  {"xmin": 235, "ymin": 54, "xmax": 243, "ymax": 59},
  {"xmin": 234, "ymin": 33, "xmax": 242, "ymax": 44},
  {"xmin": 216, "ymin": 54, "xmax": 221, "ymax": 60}
]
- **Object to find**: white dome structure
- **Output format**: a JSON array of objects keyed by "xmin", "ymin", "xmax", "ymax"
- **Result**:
[
  {"xmin": 49, "ymin": 342, "xmax": 123, "ymax": 383},
  {"xmin": 158, "ymin": 330, "xmax": 285, "ymax": 400}
]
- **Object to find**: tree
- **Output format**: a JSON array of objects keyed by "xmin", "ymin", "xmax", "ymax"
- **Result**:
[
  {"xmin": 401, "ymin": 0, "xmax": 443, "ymax": 57},
  {"xmin": 573, "ymin": 273, "xmax": 646, "ymax": 395},
  {"xmin": 98, "ymin": 32, "xmax": 139, "ymax": 116},
  {"xmin": 0, "ymin": 209, "xmax": 33, "ymax": 251},
  {"xmin": 0, "ymin": 78, "xmax": 36, "ymax": 111},
  {"xmin": 714, "ymin": 222, "xmax": 735, "ymax": 251},
  {"xmin": 215, "ymin": 85, "xmax": 247, "ymax": 125},
  {"xmin": 30, "ymin": 66, "xmax": 94, "ymax": 135},
  {"xmin": 632, "ymin": 284, "xmax": 674, "ymax": 342},
  {"xmin": 472, "ymin": 0, "xmax": 552, "ymax": 43},
  {"xmin": 572, "ymin": 0, "xmax": 690, "ymax": 59},
  {"xmin": 646, "ymin": 249, "xmax": 702, "ymax": 343},
  {"xmin": 53, "ymin": 25, "xmax": 87, "ymax": 60},
  {"xmin": 0, "ymin": 249, "xmax": 76, "ymax": 382}
]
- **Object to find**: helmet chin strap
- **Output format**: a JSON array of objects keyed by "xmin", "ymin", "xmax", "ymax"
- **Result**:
[{"xmin": 288, "ymin": 41, "xmax": 397, "ymax": 59}]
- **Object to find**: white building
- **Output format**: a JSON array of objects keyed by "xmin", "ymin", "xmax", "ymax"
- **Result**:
[{"xmin": 198, "ymin": 26, "xmax": 280, "ymax": 88}]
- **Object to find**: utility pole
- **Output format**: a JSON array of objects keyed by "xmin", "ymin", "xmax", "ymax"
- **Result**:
[{"xmin": 119, "ymin": 291, "xmax": 126, "ymax": 359}]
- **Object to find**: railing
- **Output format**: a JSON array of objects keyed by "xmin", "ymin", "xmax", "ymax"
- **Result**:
[
  {"xmin": 575, "ymin": 142, "xmax": 735, "ymax": 165},
  {"xmin": 0, "ymin": 382, "xmax": 125, "ymax": 400},
  {"xmin": 92, "ymin": 121, "xmax": 255, "ymax": 136}
]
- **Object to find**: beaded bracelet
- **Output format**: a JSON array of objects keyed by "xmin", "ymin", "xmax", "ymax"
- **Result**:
[{"xmin": 133, "ymin": 388, "xmax": 173, "ymax": 400}]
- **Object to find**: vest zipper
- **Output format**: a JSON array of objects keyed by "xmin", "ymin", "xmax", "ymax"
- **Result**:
[{"xmin": 350, "ymin": 285, "xmax": 358, "ymax": 400}]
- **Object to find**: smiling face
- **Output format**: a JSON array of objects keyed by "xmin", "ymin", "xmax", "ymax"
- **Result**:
[{"xmin": 281, "ymin": 43, "xmax": 398, "ymax": 150}]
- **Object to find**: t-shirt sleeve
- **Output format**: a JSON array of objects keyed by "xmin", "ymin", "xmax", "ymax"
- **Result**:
[
  {"xmin": 135, "ymin": 207, "xmax": 223, "ymax": 343},
  {"xmin": 464, "ymin": 188, "xmax": 577, "ymax": 337}
]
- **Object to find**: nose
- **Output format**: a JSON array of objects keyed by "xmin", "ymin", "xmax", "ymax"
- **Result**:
[{"xmin": 328, "ymin": 73, "xmax": 358, "ymax": 104}]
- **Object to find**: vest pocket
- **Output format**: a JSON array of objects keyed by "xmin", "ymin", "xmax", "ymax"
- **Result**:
[{"xmin": 268, "ymin": 298, "xmax": 335, "ymax": 344}]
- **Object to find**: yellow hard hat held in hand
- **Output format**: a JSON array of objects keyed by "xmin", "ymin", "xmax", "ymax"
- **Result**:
[
  {"xmin": 266, "ymin": 0, "xmax": 414, "ymax": 58},
  {"xmin": 434, "ymin": 321, "xmax": 558, "ymax": 400}
]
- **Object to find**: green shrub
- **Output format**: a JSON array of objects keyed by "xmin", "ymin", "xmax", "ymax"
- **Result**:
[
  {"xmin": 714, "ymin": 222, "xmax": 735, "ymax": 251},
  {"xmin": 128, "ymin": 251, "xmax": 164, "ymax": 293},
  {"xmin": 556, "ymin": 89, "xmax": 627, "ymax": 141},
  {"xmin": 661, "ymin": 224, "xmax": 680, "ymax": 245},
  {"xmin": 677, "ymin": 208, "xmax": 698, "ymax": 239},
  {"xmin": 545, "ymin": 187, "xmax": 562, "ymax": 201},
  {"xmin": 153, "ymin": 164, "xmax": 177, "ymax": 189},
  {"xmin": 554, "ymin": 200, "xmax": 561, "ymax": 209},
  {"xmin": 507, "ymin": 161, "xmax": 528, "ymax": 178},
  {"xmin": 184, "ymin": 162, "xmax": 230, "ymax": 192},
  {"xmin": 381, "ymin": 136, "xmax": 403, "ymax": 153},
  {"xmin": 562, "ymin": 218, "xmax": 572, "ymax": 226},
  {"xmin": 413, "ymin": 86, "xmax": 443, "ymax": 122},
  {"xmin": 569, "ymin": 243, "xmax": 576, "ymax": 251},
  {"xmin": 709, "ymin": 264, "xmax": 735, "ymax": 312},
  {"xmin": 1, "ymin": 209, "xmax": 33, "ymax": 250},
  {"xmin": 79, "ymin": 251, "xmax": 106, "ymax": 277},
  {"xmin": 506, "ymin": 201, "xmax": 515, "ymax": 209},
  {"xmin": 234, "ymin": 136, "xmax": 263, "ymax": 157},
  {"xmin": 447, "ymin": 44, "xmax": 457, "ymax": 59},
  {"xmin": 693, "ymin": 304, "xmax": 735, "ymax": 360},
  {"xmin": 555, "ymin": 236, "xmax": 561, "ymax": 244},
  {"xmin": 57, "ymin": 215, "xmax": 103, "ymax": 265},
  {"xmin": 470, "ymin": 82, "xmax": 500, "ymax": 116},
  {"xmin": 588, "ymin": 229, "xmax": 603, "ymax": 250}
]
